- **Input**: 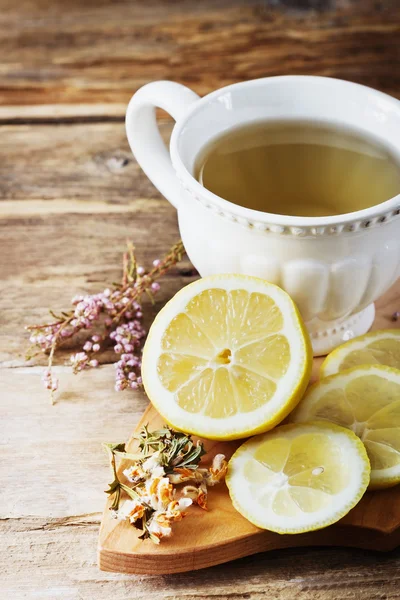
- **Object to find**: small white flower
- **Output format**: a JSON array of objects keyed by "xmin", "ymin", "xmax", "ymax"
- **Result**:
[
  {"xmin": 149, "ymin": 523, "xmax": 171, "ymax": 541},
  {"xmin": 176, "ymin": 497, "xmax": 192, "ymax": 512},
  {"xmin": 152, "ymin": 465, "xmax": 165, "ymax": 478},
  {"xmin": 148, "ymin": 515, "xmax": 172, "ymax": 541},
  {"xmin": 206, "ymin": 453, "xmax": 228, "ymax": 486},
  {"xmin": 116, "ymin": 499, "xmax": 138, "ymax": 520},
  {"xmin": 144, "ymin": 475, "xmax": 173, "ymax": 510},
  {"xmin": 116, "ymin": 498, "xmax": 146, "ymax": 523},
  {"xmin": 142, "ymin": 450, "xmax": 162, "ymax": 472},
  {"xmin": 122, "ymin": 468, "xmax": 135, "ymax": 482},
  {"xmin": 181, "ymin": 485, "xmax": 199, "ymax": 501},
  {"xmin": 123, "ymin": 464, "xmax": 144, "ymax": 482},
  {"xmin": 138, "ymin": 493, "xmax": 152, "ymax": 506}
]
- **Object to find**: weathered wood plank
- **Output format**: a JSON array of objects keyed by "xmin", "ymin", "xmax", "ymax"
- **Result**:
[
  {"xmin": 0, "ymin": 123, "xmax": 188, "ymax": 365},
  {"xmin": 2, "ymin": 518, "xmax": 400, "ymax": 600},
  {"xmin": 0, "ymin": 205, "xmax": 195, "ymax": 365},
  {"xmin": 0, "ymin": 103, "xmax": 126, "ymax": 122},
  {"xmin": 0, "ymin": 122, "xmax": 172, "ymax": 203},
  {"xmin": 0, "ymin": 365, "xmax": 147, "ymax": 518},
  {"xmin": 0, "ymin": 0, "xmax": 399, "ymax": 116}
]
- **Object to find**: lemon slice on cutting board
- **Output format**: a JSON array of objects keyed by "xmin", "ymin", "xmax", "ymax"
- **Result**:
[
  {"xmin": 321, "ymin": 329, "xmax": 400, "ymax": 378},
  {"xmin": 226, "ymin": 422, "xmax": 370, "ymax": 534},
  {"xmin": 142, "ymin": 274, "xmax": 312, "ymax": 440},
  {"xmin": 290, "ymin": 365, "xmax": 400, "ymax": 489}
]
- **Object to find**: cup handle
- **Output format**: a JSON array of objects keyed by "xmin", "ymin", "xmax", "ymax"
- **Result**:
[{"xmin": 126, "ymin": 81, "xmax": 200, "ymax": 209}]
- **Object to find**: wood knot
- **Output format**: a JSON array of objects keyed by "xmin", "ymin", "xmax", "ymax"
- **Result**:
[{"xmin": 106, "ymin": 156, "xmax": 130, "ymax": 171}]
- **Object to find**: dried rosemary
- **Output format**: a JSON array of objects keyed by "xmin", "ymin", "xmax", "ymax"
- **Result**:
[{"xmin": 103, "ymin": 425, "xmax": 227, "ymax": 543}]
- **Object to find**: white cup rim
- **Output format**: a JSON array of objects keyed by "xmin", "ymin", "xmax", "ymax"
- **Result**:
[{"xmin": 170, "ymin": 75, "xmax": 400, "ymax": 228}]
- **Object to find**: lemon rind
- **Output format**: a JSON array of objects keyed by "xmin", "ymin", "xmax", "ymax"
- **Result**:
[
  {"xmin": 290, "ymin": 364, "xmax": 400, "ymax": 490},
  {"xmin": 320, "ymin": 329, "xmax": 400, "ymax": 378},
  {"xmin": 142, "ymin": 274, "xmax": 312, "ymax": 441},
  {"xmin": 226, "ymin": 421, "xmax": 370, "ymax": 534}
]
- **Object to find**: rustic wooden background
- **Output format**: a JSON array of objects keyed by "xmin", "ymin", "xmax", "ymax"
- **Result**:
[{"xmin": 1, "ymin": 0, "xmax": 400, "ymax": 598}]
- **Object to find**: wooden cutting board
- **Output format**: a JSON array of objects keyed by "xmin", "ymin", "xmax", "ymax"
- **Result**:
[{"xmin": 98, "ymin": 297, "xmax": 400, "ymax": 575}]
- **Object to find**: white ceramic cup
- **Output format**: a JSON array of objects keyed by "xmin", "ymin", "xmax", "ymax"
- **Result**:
[{"xmin": 126, "ymin": 76, "xmax": 400, "ymax": 355}]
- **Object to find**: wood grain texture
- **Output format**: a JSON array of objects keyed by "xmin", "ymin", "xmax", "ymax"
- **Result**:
[
  {"xmin": 98, "ymin": 397, "xmax": 400, "ymax": 575},
  {"xmin": 0, "ymin": 206, "xmax": 194, "ymax": 366},
  {"xmin": 3, "ymin": 521, "xmax": 400, "ymax": 600},
  {"xmin": 2, "ymin": 0, "xmax": 400, "ymax": 597},
  {"xmin": 0, "ymin": 0, "xmax": 399, "ymax": 117},
  {"xmin": 0, "ymin": 122, "xmax": 172, "ymax": 202}
]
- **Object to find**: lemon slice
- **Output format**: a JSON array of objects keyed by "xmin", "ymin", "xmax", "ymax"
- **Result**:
[
  {"xmin": 321, "ymin": 330, "xmax": 400, "ymax": 378},
  {"xmin": 290, "ymin": 365, "xmax": 400, "ymax": 489},
  {"xmin": 226, "ymin": 422, "xmax": 370, "ymax": 533},
  {"xmin": 142, "ymin": 274, "xmax": 312, "ymax": 440}
]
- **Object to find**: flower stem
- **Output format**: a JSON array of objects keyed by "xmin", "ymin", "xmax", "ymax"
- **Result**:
[{"xmin": 114, "ymin": 241, "xmax": 184, "ymax": 322}]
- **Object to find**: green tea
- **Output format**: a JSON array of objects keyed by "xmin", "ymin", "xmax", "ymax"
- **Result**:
[{"xmin": 195, "ymin": 120, "xmax": 400, "ymax": 217}]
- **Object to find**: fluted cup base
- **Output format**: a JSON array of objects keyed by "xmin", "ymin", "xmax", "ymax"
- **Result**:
[{"xmin": 307, "ymin": 304, "xmax": 376, "ymax": 357}]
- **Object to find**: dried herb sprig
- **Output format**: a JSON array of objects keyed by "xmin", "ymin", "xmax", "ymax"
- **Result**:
[
  {"xmin": 137, "ymin": 425, "xmax": 206, "ymax": 472},
  {"xmin": 26, "ymin": 241, "xmax": 185, "ymax": 403},
  {"xmin": 104, "ymin": 425, "xmax": 227, "ymax": 544},
  {"xmin": 103, "ymin": 442, "xmax": 141, "ymax": 511}
]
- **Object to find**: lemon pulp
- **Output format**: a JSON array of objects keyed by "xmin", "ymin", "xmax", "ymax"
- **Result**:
[
  {"xmin": 291, "ymin": 365, "xmax": 400, "ymax": 488},
  {"xmin": 321, "ymin": 330, "xmax": 400, "ymax": 377},
  {"xmin": 226, "ymin": 422, "xmax": 370, "ymax": 533},
  {"xmin": 158, "ymin": 289, "xmax": 289, "ymax": 417},
  {"xmin": 142, "ymin": 275, "xmax": 312, "ymax": 440}
]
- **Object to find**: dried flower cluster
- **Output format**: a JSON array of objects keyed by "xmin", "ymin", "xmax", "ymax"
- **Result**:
[
  {"xmin": 104, "ymin": 426, "xmax": 227, "ymax": 543},
  {"xmin": 26, "ymin": 241, "xmax": 184, "ymax": 402}
]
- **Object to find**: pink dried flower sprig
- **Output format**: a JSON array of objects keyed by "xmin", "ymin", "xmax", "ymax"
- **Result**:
[
  {"xmin": 111, "ymin": 319, "xmax": 146, "ymax": 391},
  {"xmin": 26, "ymin": 241, "xmax": 185, "ymax": 402}
]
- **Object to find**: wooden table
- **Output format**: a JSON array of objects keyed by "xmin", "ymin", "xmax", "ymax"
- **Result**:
[{"xmin": 1, "ymin": 1, "xmax": 400, "ymax": 598}]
